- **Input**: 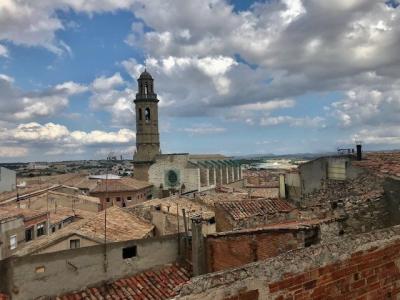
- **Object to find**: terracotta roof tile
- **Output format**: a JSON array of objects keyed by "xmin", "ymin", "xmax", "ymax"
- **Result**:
[
  {"xmin": 216, "ymin": 198, "xmax": 294, "ymax": 221},
  {"xmin": 57, "ymin": 264, "xmax": 190, "ymax": 300},
  {"xmin": 0, "ymin": 293, "xmax": 9, "ymax": 300},
  {"xmin": 15, "ymin": 206, "xmax": 154, "ymax": 256},
  {"xmin": 352, "ymin": 152, "xmax": 400, "ymax": 178}
]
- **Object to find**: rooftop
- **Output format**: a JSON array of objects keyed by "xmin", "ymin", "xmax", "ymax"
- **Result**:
[
  {"xmin": 57, "ymin": 264, "xmax": 190, "ymax": 300},
  {"xmin": 216, "ymin": 198, "xmax": 294, "ymax": 221},
  {"xmin": 16, "ymin": 206, "xmax": 154, "ymax": 256},
  {"xmin": 352, "ymin": 152, "xmax": 400, "ymax": 178},
  {"xmin": 189, "ymin": 154, "xmax": 228, "ymax": 160},
  {"xmin": 136, "ymin": 195, "xmax": 214, "ymax": 220},
  {"xmin": 195, "ymin": 191, "xmax": 249, "ymax": 207},
  {"xmin": 90, "ymin": 177, "xmax": 153, "ymax": 193},
  {"xmin": 0, "ymin": 206, "xmax": 47, "ymax": 222}
]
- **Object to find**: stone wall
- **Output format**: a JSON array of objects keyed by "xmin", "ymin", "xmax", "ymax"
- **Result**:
[
  {"xmin": 175, "ymin": 225, "xmax": 400, "ymax": 300},
  {"xmin": 149, "ymin": 154, "xmax": 201, "ymax": 193},
  {"xmin": 0, "ymin": 234, "xmax": 180, "ymax": 300},
  {"xmin": 301, "ymin": 171, "xmax": 400, "ymax": 235},
  {"xmin": 215, "ymin": 205, "xmax": 298, "ymax": 232}
]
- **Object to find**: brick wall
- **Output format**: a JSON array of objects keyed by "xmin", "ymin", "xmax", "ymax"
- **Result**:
[
  {"xmin": 176, "ymin": 225, "xmax": 400, "ymax": 300},
  {"xmin": 267, "ymin": 242, "xmax": 400, "ymax": 299},
  {"xmin": 206, "ymin": 229, "xmax": 311, "ymax": 272}
]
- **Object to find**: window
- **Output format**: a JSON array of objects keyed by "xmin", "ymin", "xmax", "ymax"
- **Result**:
[
  {"xmin": 10, "ymin": 235, "xmax": 17, "ymax": 250},
  {"xmin": 144, "ymin": 108, "xmax": 151, "ymax": 122},
  {"xmin": 116, "ymin": 197, "xmax": 121, "ymax": 201},
  {"xmin": 127, "ymin": 196, "xmax": 132, "ymax": 201},
  {"xmin": 70, "ymin": 239, "xmax": 80, "ymax": 249},
  {"xmin": 122, "ymin": 245, "xmax": 137, "ymax": 259},
  {"xmin": 138, "ymin": 108, "xmax": 142, "ymax": 121},
  {"xmin": 25, "ymin": 227, "xmax": 33, "ymax": 242},
  {"xmin": 37, "ymin": 223, "xmax": 45, "ymax": 237},
  {"xmin": 52, "ymin": 227, "xmax": 56, "ymax": 233},
  {"xmin": 35, "ymin": 266, "xmax": 45, "ymax": 273},
  {"xmin": 106, "ymin": 197, "xmax": 110, "ymax": 202},
  {"xmin": 58, "ymin": 224, "xmax": 62, "ymax": 229}
]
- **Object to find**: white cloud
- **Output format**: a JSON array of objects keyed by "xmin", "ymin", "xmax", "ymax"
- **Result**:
[
  {"xmin": 0, "ymin": 122, "xmax": 135, "ymax": 145},
  {"xmin": 183, "ymin": 125, "xmax": 226, "ymax": 135},
  {"xmin": 0, "ymin": 122, "xmax": 136, "ymax": 159},
  {"xmin": 55, "ymin": 81, "xmax": 88, "ymax": 95},
  {"xmin": 91, "ymin": 73, "xmax": 125, "ymax": 92},
  {"xmin": 352, "ymin": 126, "xmax": 400, "ymax": 145},
  {"xmin": 0, "ymin": 146, "xmax": 28, "ymax": 157},
  {"xmin": 238, "ymin": 99, "xmax": 295, "ymax": 111},
  {"xmin": 88, "ymin": 73, "xmax": 133, "ymax": 127},
  {"xmin": 331, "ymin": 84, "xmax": 400, "ymax": 127},
  {"xmin": 260, "ymin": 115, "xmax": 325, "ymax": 128},
  {"xmin": 0, "ymin": 44, "xmax": 8, "ymax": 57},
  {"xmin": 0, "ymin": 76, "xmax": 88, "ymax": 124},
  {"xmin": 0, "ymin": 0, "xmax": 138, "ymax": 54}
]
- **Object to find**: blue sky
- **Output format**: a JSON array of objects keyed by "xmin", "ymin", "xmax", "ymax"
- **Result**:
[{"xmin": 1, "ymin": 0, "xmax": 400, "ymax": 162}]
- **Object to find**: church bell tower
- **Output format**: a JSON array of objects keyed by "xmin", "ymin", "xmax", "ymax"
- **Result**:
[{"xmin": 133, "ymin": 70, "xmax": 160, "ymax": 181}]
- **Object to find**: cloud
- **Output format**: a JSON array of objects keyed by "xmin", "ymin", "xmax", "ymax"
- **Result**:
[
  {"xmin": 0, "ymin": 122, "xmax": 136, "ymax": 159},
  {"xmin": 237, "ymin": 99, "xmax": 295, "ymax": 111},
  {"xmin": 91, "ymin": 73, "xmax": 124, "ymax": 92},
  {"xmin": 0, "ymin": 146, "xmax": 28, "ymax": 158},
  {"xmin": 183, "ymin": 124, "xmax": 226, "ymax": 135},
  {"xmin": 0, "ymin": 0, "xmax": 138, "ymax": 54},
  {"xmin": 260, "ymin": 115, "xmax": 325, "ymax": 128},
  {"xmin": 0, "ymin": 75, "xmax": 87, "ymax": 124},
  {"xmin": 0, "ymin": 44, "xmax": 8, "ymax": 57},
  {"xmin": 331, "ymin": 84, "xmax": 400, "ymax": 127},
  {"xmin": 0, "ymin": 122, "xmax": 135, "ymax": 145},
  {"xmin": 55, "ymin": 81, "xmax": 88, "ymax": 95},
  {"xmin": 88, "ymin": 73, "xmax": 134, "ymax": 126},
  {"xmin": 352, "ymin": 126, "xmax": 400, "ymax": 145}
]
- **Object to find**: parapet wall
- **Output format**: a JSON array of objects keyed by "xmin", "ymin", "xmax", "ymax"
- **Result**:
[
  {"xmin": 0, "ymin": 234, "xmax": 179, "ymax": 300},
  {"xmin": 205, "ymin": 227, "xmax": 316, "ymax": 273},
  {"xmin": 176, "ymin": 225, "xmax": 400, "ymax": 299}
]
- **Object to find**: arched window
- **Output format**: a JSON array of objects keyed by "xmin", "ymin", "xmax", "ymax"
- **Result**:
[
  {"xmin": 145, "ymin": 108, "xmax": 151, "ymax": 123},
  {"xmin": 144, "ymin": 84, "xmax": 148, "ymax": 95},
  {"xmin": 138, "ymin": 108, "xmax": 142, "ymax": 121}
]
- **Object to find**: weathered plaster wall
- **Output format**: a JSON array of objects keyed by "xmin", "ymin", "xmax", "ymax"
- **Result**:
[{"xmin": 0, "ymin": 235, "xmax": 179, "ymax": 300}]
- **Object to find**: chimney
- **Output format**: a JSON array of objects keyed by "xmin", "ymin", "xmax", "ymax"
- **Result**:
[{"xmin": 356, "ymin": 143, "xmax": 362, "ymax": 161}]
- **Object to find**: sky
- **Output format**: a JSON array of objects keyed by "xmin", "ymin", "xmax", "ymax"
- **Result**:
[{"xmin": 1, "ymin": 0, "xmax": 400, "ymax": 162}]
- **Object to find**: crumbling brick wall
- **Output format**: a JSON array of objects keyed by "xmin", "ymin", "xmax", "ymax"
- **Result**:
[
  {"xmin": 206, "ymin": 229, "xmax": 315, "ymax": 272},
  {"xmin": 177, "ymin": 226, "xmax": 400, "ymax": 300}
]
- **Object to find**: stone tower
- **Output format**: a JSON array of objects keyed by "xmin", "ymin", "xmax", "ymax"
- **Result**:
[{"xmin": 133, "ymin": 70, "xmax": 160, "ymax": 181}]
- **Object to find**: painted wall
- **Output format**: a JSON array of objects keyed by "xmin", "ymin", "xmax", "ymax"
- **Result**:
[
  {"xmin": 0, "ymin": 217, "xmax": 25, "ymax": 260},
  {"xmin": 0, "ymin": 234, "xmax": 179, "ymax": 300},
  {"xmin": 0, "ymin": 167, "xmax": 16, "ymax": 192}
]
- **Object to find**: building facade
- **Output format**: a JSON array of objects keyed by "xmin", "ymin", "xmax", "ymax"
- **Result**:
[{"xmin": 132, "ymin": 70, "xmax": 243, "ymax": 196}]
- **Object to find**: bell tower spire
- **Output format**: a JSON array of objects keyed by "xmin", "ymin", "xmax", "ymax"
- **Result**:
[{"xmin": 133, "ymin": 69, "xmax": 160, "ymax": 181}]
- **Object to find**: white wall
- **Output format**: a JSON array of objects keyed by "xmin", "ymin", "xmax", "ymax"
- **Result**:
[{"xmin": 0, "ymin": 167, "xmax": 16, "ymax": 192}]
